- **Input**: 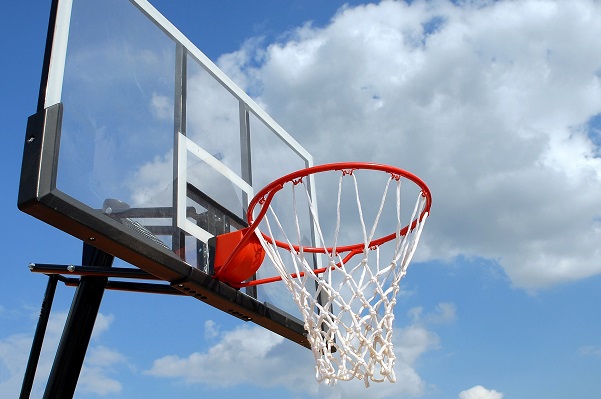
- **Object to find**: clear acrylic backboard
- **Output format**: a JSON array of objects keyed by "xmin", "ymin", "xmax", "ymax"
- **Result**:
[{"xmin": 19, "ymin": 0, "xmax": 316, "ymax": 346}]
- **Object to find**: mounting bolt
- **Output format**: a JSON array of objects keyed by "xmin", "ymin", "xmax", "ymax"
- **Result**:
[
  {"xmin": 67, "ymin": 265, "xmax": 75, "ymax": 272},
  {"xmin": 28, "ymin": 263, "xmax": 35, "ymax": 271}
]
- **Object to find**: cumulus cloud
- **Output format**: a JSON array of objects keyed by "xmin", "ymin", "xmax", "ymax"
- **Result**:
[
  {"xmin": 150, "ymin": 92, "xmax": 173, "ymax": 120},
  {"xmin": 76, "ymin": 346, "xmax": 127, "ymax": 395},
  {"xmin": 0, "ymin": 310, "xmax": 126, "ymax": 398},
  {"xmin": 203, "ymin": 320, "xmax": 220, "ymax": 340},
  {"xmin": 146, "ymin": 317, "xmax": 440, "ymax": 398},
  {"xmin": 580, "ymin": 344, "xmax": 601, "ymax": 357},
  {"xmin": 459, "ymin": 385, "xmax": 504, "ymax": 399},
  {"xmin": 125, "ymin": 151, "xmax": 174, "ymax": 207},
  {"xmin": 217, "ymin": 0, "xmax": 601, "ymax": 290},
  {"xmin": 408, "ymin": 302, "xmax": 457, "ymax": 325},
  {"xmin": 0, "ymin": 332, "xmax": 36, "ymax": 396},
  {"xmin": 146, "ymin": 322, "xmax": 312, "ymax": 389}
]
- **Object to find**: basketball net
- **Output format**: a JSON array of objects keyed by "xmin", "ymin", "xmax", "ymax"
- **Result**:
[{"xmin": 254, "ymin": 171, "xmax": 429, "ymax": 386}]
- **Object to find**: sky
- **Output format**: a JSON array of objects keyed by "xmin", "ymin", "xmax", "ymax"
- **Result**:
[{"xmin": 2, "ymin": 0, "xmax": 601, "ymax": 398}]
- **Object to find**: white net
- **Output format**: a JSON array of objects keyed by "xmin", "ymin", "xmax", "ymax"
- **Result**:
[{"xmin": 254, "ymin": 170, "xmax": 429, "ymax": 386}]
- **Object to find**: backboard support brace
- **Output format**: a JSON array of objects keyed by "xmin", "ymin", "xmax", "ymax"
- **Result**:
[
  {"xmin": 21, "ymin": 242, "xmax": 308, "ymax": 399},
  {"xmin": 21, "ymin": 243, "xmax": 114, "ymax": 399}
]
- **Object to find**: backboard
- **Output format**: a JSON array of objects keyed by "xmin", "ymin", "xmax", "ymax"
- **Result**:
[{"xmin": 19, "ymin": 0, "xmax": 315, "ymax": 347}]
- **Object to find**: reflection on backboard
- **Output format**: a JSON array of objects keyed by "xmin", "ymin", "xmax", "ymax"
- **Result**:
[{"xmin": 19, "ymin": 0, "xmax": 314, "ymax": 346}]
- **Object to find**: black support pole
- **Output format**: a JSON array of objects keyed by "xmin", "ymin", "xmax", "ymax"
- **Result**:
[
  {"xmin": 20, "ymin": 274, "xmax": 58, "ymax": 399},
  {"xmin": 42, "ymin": 243, "xmax": 114, "ymax": 399}
]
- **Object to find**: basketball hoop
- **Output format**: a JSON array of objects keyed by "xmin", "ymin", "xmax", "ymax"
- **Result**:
[{"xmin": 212, "ymin": 162, "xmax": 432, "ymax": 386}]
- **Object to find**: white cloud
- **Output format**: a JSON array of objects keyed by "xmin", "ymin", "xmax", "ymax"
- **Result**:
[
  {"xmin": 0, "ymin": 332, "xmax": 36, "ymax": 397},
  {"xmin": 146, "ymin": 323, "xmax": 310, "ymax": 388},
  {"xmin": 85, "ymin": 345, "xmax": 127, "ymax": 368},
  {"xmin": 146, "ymin": 318, "xmax": 439, "ymax": 398},
  {"xmin": 218, "ymin": 0, "xmax": 601, "ymax": 290},
  {"xmin": 409, "ymin": 302, "xmax": 457, "ymax": 325},
  {"xmin": 150, "ymin": 92, "xmax": 173, "ymax": 120},
  {"xmin": 0, "ymin": 310, "xmax": 126, "ymax": 398},
  {"xmin": 580, "ymin": 345, "xmax": 601, "ymax": 357},
  {"xmin": 76, "ymin": 346, "xmax": 127, "ymax": 396},
  {"xmin": 459, "ymin": 385, "xmax": 504, "ymax": 399},
  {"xmin": 203, "ymin": 320, "xmax": 219, "ymax": 340},
  {"xmin": 77, "ymin": 365, "xmax": 123, "ymax": 396},
  {"xmin": 91, "ymin": 313, "xmax": 115, "ymax": 340},
  {"xmin": 125, "ymin": 151, "xmax": 174, "ymax": 207}
]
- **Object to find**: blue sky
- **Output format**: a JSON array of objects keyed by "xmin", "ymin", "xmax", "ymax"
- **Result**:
[{"xmin": 2, "ymin": 1, "xmax": 601, "ymax": 398}]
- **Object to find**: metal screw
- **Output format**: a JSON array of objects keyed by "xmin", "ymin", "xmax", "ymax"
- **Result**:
[{"xmin": 67, "ymin": 265, "xmax": 75, "ymax": 272}]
